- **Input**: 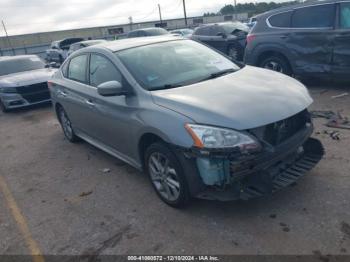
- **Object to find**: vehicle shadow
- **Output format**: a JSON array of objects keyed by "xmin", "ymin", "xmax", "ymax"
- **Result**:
[{"xmin": 2, "ymin": 102, "xmax": 52, "ymax": 115}]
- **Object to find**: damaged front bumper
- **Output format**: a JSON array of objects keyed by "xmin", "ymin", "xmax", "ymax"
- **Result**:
[{"xmin": 177, "ymin": 124, "xmax": 324, "ymax": 201}]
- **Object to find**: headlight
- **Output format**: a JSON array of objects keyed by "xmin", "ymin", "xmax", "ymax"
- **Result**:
[{"xmin": 185, "ymin": 123, "xmax": 260, "ymax": 150}]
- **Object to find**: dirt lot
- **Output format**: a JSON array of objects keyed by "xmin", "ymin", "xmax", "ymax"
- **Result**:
[{"xmin": 0, "ymin": 85, "xmax": 350, "ymax": 257}]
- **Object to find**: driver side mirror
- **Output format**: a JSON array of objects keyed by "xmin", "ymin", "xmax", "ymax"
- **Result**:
[
  {"xmin": 217, "ymin": 32, "xmax": 227, "ymax": 39},
  {"xmin": 97, "ymin": 81, "xmax": 127, "ymax": 96},
  {"xmin": 46, "ymin": 62, "xmax": 59, "ymax": 68}
]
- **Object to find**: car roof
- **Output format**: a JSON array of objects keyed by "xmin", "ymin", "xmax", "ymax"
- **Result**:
[
  {"xmin": 89, "ymin": 35, "xmax": 183, "ymax": 52},
  {"xmin": 75, "ymin": 39, "xmax": 107, "ymax": 45},
  {"xmin": 256, "ymin": 0, "xmax": 338, "ymax": 18},
  {"xmin": 0, "ymin": 55, "xmax": 40, "ymax": 62},
  {"xmin": 198, "ymin": 21, "xmax": 244, "ymax": 27}
]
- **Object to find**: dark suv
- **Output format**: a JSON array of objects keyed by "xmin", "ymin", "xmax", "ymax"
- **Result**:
[
  {"xmin": 191, "ymin": 22, "xmax": 249, "ymax": 61},
  {"xmin": 244, "ymin": 0, "xmax": 350, "ymax": 81}
]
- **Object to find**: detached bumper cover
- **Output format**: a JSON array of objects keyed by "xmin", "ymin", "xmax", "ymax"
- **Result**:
[
  {"xmin": 194, "ymin": 136, "xmax": 324, "ymax": 201},
  {"xmin": 239, "ymin": 138, "xmax": 324, "ymax": 200}
]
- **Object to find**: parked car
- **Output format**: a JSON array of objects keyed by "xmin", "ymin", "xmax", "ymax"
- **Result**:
[
  {"xmin": 67, "ymin": 39, "xmax": 108, "ymax": 56},
  {"xmin": 244, "ymin": 0, "xmax": 350, "ymax": 81},
  {"xmin": 127, "ymin": 27, "xmax": 169, "ymax": 38},
  {"xmin": 191, "ymin": 22, "xmax": 249, "ymax": 61},
  {"xmin": 246, "ymin": 16, "xmax": 257, "ymax": 28},
  {"xmin": 170, "ymin": 28, "xmax": 194, "ymax": 38},
  {"xmin": 50, "ymin": 36, "xmax": 324, "ymax": 207},
  {"xmin": 46, "ymin": 38, "xmax": 84, "ymax": 64},
  {"xmin": 0, "ymin": 55, "xmax": 56, "ymax": 112}
]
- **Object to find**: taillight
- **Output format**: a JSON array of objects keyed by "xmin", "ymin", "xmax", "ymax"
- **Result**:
[{"xmin": 246, "ymin": 34, "xmax": 256, "ymax": 45}]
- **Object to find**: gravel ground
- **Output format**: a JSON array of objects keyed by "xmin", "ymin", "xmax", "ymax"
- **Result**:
[{"xmin": 0, "ymin": 85, "xmax": 349, "ymax": 257}]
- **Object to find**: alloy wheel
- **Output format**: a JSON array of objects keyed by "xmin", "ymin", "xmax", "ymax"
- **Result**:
[
  {"xmin": 263, "ymin": 61, "xmax": 284, "ymax": 73},
  {"xmin": 228, "ymin": 47, "xmax": 238, "ymax": 61},
  {"xmin": 148, "ymin": 152, "xmax": 181, "ymax": 202}
]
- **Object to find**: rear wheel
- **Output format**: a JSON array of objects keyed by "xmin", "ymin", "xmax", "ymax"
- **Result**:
[
  {"xmin": 259, "ymin": 55, "xmax": 292, "ymax": 76},
  {"xmin": 57, "ymin": 106, "xmax": 79, "ymax": 142},
  {"xmin": 145, "ymin": 142, "xmax": 190, "ymax": 208}
]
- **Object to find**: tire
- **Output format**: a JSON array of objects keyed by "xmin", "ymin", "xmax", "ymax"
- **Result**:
[
  {"xmin": 0, "ymin": 99, "xmax": 8, "ymax": 113},
  {"xmin": 145, "ymin": 142, "xmax": 190, "ymax": 208},
  {"xmin": 57, "ymin": 106, "xmax": 79, "ymax": 142},
  {"xmin": 259, "ymin": 55, "xmax": 292, "ymax": 76}
]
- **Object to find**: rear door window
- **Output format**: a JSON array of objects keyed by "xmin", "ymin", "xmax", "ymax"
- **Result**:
[
  {"xmin": 89, "ymin": 54, "xmax": 122, "ymax": 87},
  {"xmin": 291, "ymin": 4, "xmax": 335, "ymax": 28},
  {"xmin": 340, "ymin": 3, "xmax": 350, "ymax": 29},
  {"xmin": 68, "ymin": 54, "xmax": 88, "ymax": 83},
  {"xmin": 268, "ymin": 11, "xmax": 292, "ymax": 27},
  {"xmin": 194, "ymin": 26, "xmax": 210, "ymax": 36},
  {"xmin": 292, "ymin": 4, "xmax": 335, "ymax": 28}
]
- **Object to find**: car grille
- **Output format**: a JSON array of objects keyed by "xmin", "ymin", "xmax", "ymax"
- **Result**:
[
  {"xmin": 16, "ymin": 83, "xmax": 50, "ymax": 103},
  {"xmin": 250, "ymin": 110, "xmax": 310, "ymax": 146}
]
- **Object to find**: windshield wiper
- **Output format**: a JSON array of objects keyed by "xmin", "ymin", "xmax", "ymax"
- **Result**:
[
  {"xmin": 199, "ymin": 68, "xmax": 236, "ymax": 82},
  {"xmin": 150, "ymin": 84, "xmax": 183, "ymax": 91}
]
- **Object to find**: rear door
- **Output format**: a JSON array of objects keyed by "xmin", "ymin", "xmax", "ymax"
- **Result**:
[
  {"xmin": 288, "ymin": 3, "xmax": 336, "ymax": 77},
  {"xmin": 332, "ymin": 2, "xmax": 350, "ymax": 81},
  {"xmin": 57, "ymin": 54, "xmax": 95, "ymax": 135}
]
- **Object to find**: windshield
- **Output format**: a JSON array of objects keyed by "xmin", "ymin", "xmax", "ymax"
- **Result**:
[
  {"xmin": 117, "ymin": 40, "xmax": 240, "ymax": 91},
  {"xmin": 0, "ymin": 57, "xmax": 45, "ymax": 76},
  {"xmin": 221, "ymin": 23, "xmax": 249, "ymax": 34}
]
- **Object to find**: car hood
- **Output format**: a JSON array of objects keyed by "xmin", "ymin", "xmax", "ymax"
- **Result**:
[
  {"xmin": 151, "ymin": 66, "xmax": 312, "ymax": 130},
  {"xmin": 0, "ymin": 68, "xmax": 56, "ymax": 87}
]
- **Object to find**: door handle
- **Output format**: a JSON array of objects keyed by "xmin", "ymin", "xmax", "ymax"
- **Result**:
[
  {"xmin": 58, "ymin": 90, "xmax": 67, "ymax": 97},
  {"xmin": 85, "ymin": 99, "xmax": 95, "ymax": 106}
]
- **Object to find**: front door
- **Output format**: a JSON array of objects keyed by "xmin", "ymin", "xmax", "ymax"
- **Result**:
[{"xmin": 84, "ymin": 53, "xmax": 135, "ymax": 157}]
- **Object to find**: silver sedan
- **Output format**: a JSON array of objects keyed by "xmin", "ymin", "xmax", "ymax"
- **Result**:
[{"xmin": 50, "ymin": 36, "xmax": 324, "ymax": 207}]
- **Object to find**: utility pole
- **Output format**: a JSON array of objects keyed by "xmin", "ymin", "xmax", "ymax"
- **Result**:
[
  {"xmin": 234, "ymin": 0, "xmax": 237, "ymax": 21},
  {"xmin": 2, "ymin": 20, "xmax": 15, "ymax": 55},
  {"xmin": 182, "ymin": 0, "xmax": 188, "ymax": 26},
  {"xmin": 128, "ymin": 16, "xmax": 133, "ymax": 31},
  {"xmin": 158, "ymin": 4, "xmax": 163, "ymax": 27}
]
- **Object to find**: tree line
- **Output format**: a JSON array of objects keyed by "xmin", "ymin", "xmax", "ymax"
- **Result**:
[{"xmin": 204, "ymin": 1, "xmax": 301, "ymax": 17}]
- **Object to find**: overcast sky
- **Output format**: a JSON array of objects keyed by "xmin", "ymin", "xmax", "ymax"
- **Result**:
[{"xmin": 0, "ymin": 0, "xmax": 286, "ymax": 36}]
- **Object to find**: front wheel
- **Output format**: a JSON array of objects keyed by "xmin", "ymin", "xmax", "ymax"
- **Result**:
[
  {"xmin": 228, "ymin": 45, "xmax": 240, "ymax": 61},
  {"xmin": 259, "ymin": 56, "xmax": 292, "ymax": 76},
  {"xmin": 145, "ymin": 142, "xmax": 190, "ymax": 208},
  {"xmin": 0, "ymin": 99, "xmax": 8, "ymax": 113},
  {"xmin": 57, "ymin": 106, "xmax": 79, "ymax": 142}
]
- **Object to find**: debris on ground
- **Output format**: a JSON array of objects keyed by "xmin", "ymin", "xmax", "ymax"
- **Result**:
[
  {"xmin": 311, "ymin": 110, "xmax": 350, "ymax": 130},
  {"xmin": 102, "ymin": 168, "xmax": 111, "ymax": 173},
  {"xmin": 326, "ymin": 112, "xmax": 350, "ymax": 130},
  {"xmin": 79, "ymin": 191, "xmax": 93, "ymax": 197},
  {"xmin": 331, "ymin": 92, "xmax": 349, "ymax": 99},
  {"xmin": 310, "ymin": 110, "xmax": 336, "ymax": 119},
  {"xmin": 323, "ymin": 130, "xmax": 340, "ymax": 141}
]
